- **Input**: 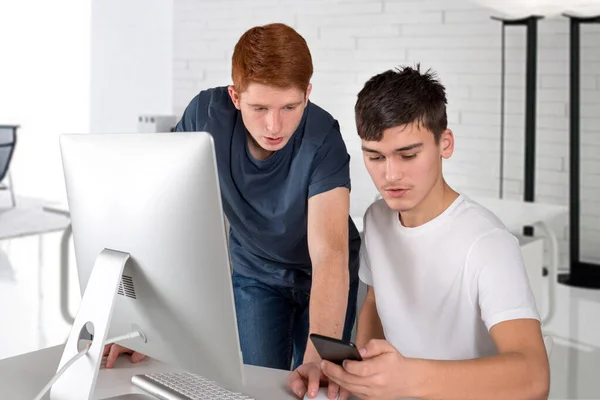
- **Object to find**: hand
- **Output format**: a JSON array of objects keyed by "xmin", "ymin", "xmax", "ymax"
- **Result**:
[
  {"xmin": 287, "ymin": 361, "xmax": 352, "ymax": 400},
  {"xmin": 321, "ymin": 339, "xmax": 419, "ymax": 400},
  {"xmin": 102, "ymin": 343, "xmax": 146, "ymax": 368}
]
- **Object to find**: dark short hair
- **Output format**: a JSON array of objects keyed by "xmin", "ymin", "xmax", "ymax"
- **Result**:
[{"xmin": 355, "ymin": 65, "xmax": 447, "ymax": 142}]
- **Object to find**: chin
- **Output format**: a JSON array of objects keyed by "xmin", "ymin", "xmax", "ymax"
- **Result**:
[{"xmin": 382, "ymin": 196, "xmax": 414, "ymax": 213}]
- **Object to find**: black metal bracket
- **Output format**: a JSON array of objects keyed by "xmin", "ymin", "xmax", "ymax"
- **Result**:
[
  {"xmin": 492, "ymin": 16, "xmax": 543, "ymax": 237},
  {"xmin": 559, "ymin": 13, "xmax": 600, "ymax": 289}
]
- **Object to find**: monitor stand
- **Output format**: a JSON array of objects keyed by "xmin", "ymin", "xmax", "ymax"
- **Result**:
[{"xmin": 50, "ymin": 249, "xmax": 131, "ymax": 400}]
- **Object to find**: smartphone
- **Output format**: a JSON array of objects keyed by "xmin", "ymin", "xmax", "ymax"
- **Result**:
[{"xmin": 309, "ymin": 333, "xmax": 363, "ymax": 366}]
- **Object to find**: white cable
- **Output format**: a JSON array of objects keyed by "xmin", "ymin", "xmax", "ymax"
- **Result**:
[
  {"xmin": 32, "ymin": 330, "xmax": 143, "ymax": 400},
  {"xmin": 105, "ymin": 331, "xmax": 142, "ymax": 344},
  {"xmin": 32, "ymin": 348, "xmax": 87, "ymax": 400}
]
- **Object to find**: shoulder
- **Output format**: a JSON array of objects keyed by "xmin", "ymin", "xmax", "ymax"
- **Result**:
[
  {"xmin": 451, "ymin": 195, "xmax": 512, "ymax": 238},
  {"xmin": 455, "ymin": 197, "xmax": 521, "ymax": 264},
  {"xmin": 302, "ymin": 101, "xmax": 341, "ymax": 147},
  {"xmin": 364, "ymin": 198, "xmax": 393, "ymax": 232},
  {"xmin": 197, "ymin": 86, "xmax": 237, "ymax": 117},
  {"xmin": 180, "ymin": 86, "xmax": 237, "ymax": 131}
]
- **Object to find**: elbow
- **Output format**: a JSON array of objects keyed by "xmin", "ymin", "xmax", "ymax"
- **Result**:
[{"xmin": 527, "ymin": 362, "xmax": 550, "ymax": 400}]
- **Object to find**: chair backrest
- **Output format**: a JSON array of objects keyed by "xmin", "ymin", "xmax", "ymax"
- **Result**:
[{"xmin": 0, "ymin": 126, "xmax": 17, "ymax": 183}]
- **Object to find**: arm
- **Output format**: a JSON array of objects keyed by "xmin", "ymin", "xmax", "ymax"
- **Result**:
[
  {"xmin": 411, "ymin": 229, "xmax": 549, "ymax": 399},
  {"xmin": 304, "ymin": 186, "xmax": 351, "ymax": 362},
  {"xmin": 355, "ymin": 285, "xmax": 384, "ymax": 349},
  {"xmin": 323, "ymin": 320, "xmax": 549, "ymax": 400},
  {"xmin": 410, "ymin": 318, "xmax": 550, "ymax": 400},
  {"xmin": 322, "ymin": 229, "xmax": 549, "ymax": 399}
]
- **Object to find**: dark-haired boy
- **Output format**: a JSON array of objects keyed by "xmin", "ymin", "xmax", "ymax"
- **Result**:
[{"xmin": 321, "ymin": 66, "xmax": 550, "ymax": 400}]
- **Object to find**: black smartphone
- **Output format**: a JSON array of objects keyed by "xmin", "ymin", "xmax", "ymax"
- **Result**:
[{"xmin": 309, "ymin": 333, "xmax": 363, "ymax": 366}]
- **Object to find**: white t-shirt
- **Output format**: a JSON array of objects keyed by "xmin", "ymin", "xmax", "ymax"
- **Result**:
[{"xmin": 359, "ymin": 194, "xmax": 540, "ymax": 360}]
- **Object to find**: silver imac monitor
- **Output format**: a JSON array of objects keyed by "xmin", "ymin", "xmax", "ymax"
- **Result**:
[{"xmin": 57, "ymin": 132, "xmax": 244, "ymax": 396}]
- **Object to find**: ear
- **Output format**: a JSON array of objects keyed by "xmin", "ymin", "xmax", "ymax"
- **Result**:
[
  {"xmin": 228, "ymin": 85, "xmax": 241, "ymax": 110},
  {"xmin": 440, "ymin": 129, "xmax": 454, "ymax": 159},
  {"xmin": 304, "ymin": 83, "xmax": 312, "ymax": 105}
]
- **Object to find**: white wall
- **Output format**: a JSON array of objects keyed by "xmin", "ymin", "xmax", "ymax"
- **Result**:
[
  {"xmin": 91, "ymin": 0, "xmax": 173, "ymax": 133},
  {"xmin": 0, "ymin": 0, "xmax": 90, "ymax": 203},
  {"xmin": 172, "ymin": 0, "xmax": 600, "ymax": 269}
]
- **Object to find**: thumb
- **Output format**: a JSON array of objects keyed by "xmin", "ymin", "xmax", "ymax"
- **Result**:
[{"xmin": 361, "ymin": 339, "xmax": 393, "ymax": 359}]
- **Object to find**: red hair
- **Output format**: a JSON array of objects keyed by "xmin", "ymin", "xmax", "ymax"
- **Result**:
[{"xmin": 232, "ymin": 23, "xmax": 313, "ymax": 92}]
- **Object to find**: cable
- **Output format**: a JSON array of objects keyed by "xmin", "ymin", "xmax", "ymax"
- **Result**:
[
  {"xmin": 32, "ymin": 348, "xmax": 87, "ymax": 400},
  {"xmin": 105, "ymin": 331, "xmax": 142, "ymax": 344},
  {"xmin": 32, "ymin": 330, "xmax": 143, "ymax": 400}
]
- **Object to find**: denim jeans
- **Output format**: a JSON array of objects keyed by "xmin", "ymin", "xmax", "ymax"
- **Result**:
[{"xmin": 232, "ymin": 270, "xmax": 358, "ymax": 371}]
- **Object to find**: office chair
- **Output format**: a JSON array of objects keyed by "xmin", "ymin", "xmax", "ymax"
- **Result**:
[{"xmin": 0, "ymin": 125, "xmax": 18, "ymax": 209}]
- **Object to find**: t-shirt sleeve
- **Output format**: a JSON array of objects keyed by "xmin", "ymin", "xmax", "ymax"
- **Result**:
[
  {"xmin": 307, "ymin": 122, "xmax": 351, "ymax": 198},
  {"xmin": 468, "ymin": 229, "xmax": 540, "ymax": 331},
  {"xmin": 175, "ymin": 94, "xmax": 201, "ymax": 132}
]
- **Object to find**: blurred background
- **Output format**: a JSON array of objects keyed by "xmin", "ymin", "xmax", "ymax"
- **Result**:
[{"xmin": 0, "ymin": 0, "xmax": 599, "ymax": 398}]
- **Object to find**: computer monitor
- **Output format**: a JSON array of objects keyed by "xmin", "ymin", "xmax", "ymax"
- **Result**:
[{"xmin": 54, "ymin": 132, "xmax": 244, "ymax": 398}]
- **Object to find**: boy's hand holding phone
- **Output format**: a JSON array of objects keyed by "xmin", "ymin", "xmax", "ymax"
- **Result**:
[
  {"xmin": 321, "ymin": 339, "xmax": 419, "ymax": 400},
  {"xmin": 287, "ymin": 333, "xmax": 360, "ymax": 399}
]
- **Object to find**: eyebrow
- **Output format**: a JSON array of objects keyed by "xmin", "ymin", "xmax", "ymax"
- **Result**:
[
  {"xmin": 247, "ymin": 101, "xmax": 303, "ymax": 108},
  {"xmin": 361, "ymin": 143, "xmax": 424, "ymax": 154}
]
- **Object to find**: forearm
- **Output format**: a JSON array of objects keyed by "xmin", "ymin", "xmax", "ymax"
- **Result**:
[
  {"xmin": 305, "ymin": 259, "xmax": 349, "ymax": 361},
  {"xmin": 355, "ymin": 299, "xmax": 384, "ymax": 349},
  {"xmin": 410, "ymin": 352, "xmax": 550, "ymax": 400}
]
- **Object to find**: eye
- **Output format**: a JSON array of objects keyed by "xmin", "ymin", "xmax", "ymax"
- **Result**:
[
  {"xmin": 401, "ymin": 154, "xmax": 417, "ymax": 160},
  {"xmin": 254, "ymin": 107, "xmax": 267, "ymax": 112},
  {"xmin": 369, "ymin": 156, "xmax": 384, "ymax": 161},
  {"xmin": 284, "ymin": 106, "xmax": 296, "ymax": 111}
]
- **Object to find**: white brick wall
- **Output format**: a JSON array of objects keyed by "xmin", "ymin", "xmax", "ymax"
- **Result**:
[{"xmin": 173, "ymin": 0, "xmax": 600, "ymax": 268}]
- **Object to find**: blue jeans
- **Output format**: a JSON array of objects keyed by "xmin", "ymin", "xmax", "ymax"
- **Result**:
[{"xmin": 232, "ymin": 271, "xmax": 358, "ymax": 370}]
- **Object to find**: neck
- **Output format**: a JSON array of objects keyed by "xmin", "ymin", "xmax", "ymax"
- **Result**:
[
  {"xmin": 247, "ymin": 133, "xmax": 274, "ymax": 161},
  {"xmin": 399, "ymin": 178, "xmax": 459, "ymax": 228}
]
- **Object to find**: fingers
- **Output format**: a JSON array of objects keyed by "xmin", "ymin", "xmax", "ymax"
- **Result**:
[
  {"xmin": 322, "ymin": 361, "xmax": 369, "ymax": 399},
  {"xmin": 306, "ymin": 366, "xmax": 322, "ymax": 398},
  {"xmin": 103, "ymin": 344, "xmax": 112, "ymax": 356},
  {"xmin": 342, "ymin": 358, "xmax": 376, "ymax": 378},
  {"xmin": 131, "ymin": 352, "xmax": 146, "ymax": 363},
  {"xmin": 361, "ymin": 339, "xmax": 392, "ymax": 359},
  {"xmin": 321, "ymin": 360, "xmax": 353, "ymax": 388},
  {"xmin": 338, "ymin": 386, "xmax": 352, "ymax": 400},
  {"xmin": 287, "ymin": 369, "xmax": 307, "ymax": 398},
  {"xmin": 327, "ymin": 380, "xmax": 340, "ymax": 399},
  {"xmin": 105, "ymin": 344, "xmax": 127, "ymax": 369}
]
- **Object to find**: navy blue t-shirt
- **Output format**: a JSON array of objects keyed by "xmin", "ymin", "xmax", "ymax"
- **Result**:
[{"xmin": 175, "ymin": 87, "xmax": 360, "ymax": 292}]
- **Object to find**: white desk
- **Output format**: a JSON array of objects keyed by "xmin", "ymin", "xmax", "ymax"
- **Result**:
[
  {"xmin": 351, "ymin": 196, "xmax": 567, "ymax": 235},
  {"xmin": 0, "ymin": 197, "xmax": 70, "ymax": 240},
  {"xmin": 470, "ymin": 197, "xmax": 567, "ymax": 234},
  {"xmin": 0, "ymin": 197, "xmax": 74, "ymax": 327},
  {"xmin": 0, "ymin": 345, "xmax": 300, "ymax": 399}
]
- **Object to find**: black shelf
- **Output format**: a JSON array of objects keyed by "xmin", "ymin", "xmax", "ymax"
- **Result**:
[
  {"xmin": 492, "ymin": 15, "xmax": 543, "ymax": 237},
  {"xmin": 560, "ymin": 13, "xmax": 600, "ymax": 289}
]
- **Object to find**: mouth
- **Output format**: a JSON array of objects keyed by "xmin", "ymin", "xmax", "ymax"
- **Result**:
[
  {"xmin": 265, "ymin": 137, "xmax": 284, "ymax": 145},
  {"xmin": 384, "ymin": 188, "xmax": 409, "ymax": 198}
]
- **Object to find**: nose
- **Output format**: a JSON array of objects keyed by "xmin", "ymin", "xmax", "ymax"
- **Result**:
[
  {"xmin": 266, "ymin": 110, "xmax": 282, "ymax": 135},
  {"xmin": 385, "ymin": 157, "xmax": 404, "ymax": 182}
]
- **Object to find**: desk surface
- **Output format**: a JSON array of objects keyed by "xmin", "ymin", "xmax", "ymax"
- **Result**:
[
  {"xmin": 0, "ymin": 197, "xmax": 70, "ymax": 240},
  {"xmin": 0, "ymin": 345, "xmax": 301, "ymax": 399},
  {"xmin": 471, "ymin": 197, "xmax": 567, "ymax": 232},
  {"xmin": 352, "ymin": 196, "xmax": 568, "ymax": 234}
]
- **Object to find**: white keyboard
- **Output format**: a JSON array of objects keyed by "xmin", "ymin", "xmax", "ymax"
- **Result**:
[{"xmin": 131, "ymin": 372, "xmax": 254, "ymax": 400}]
